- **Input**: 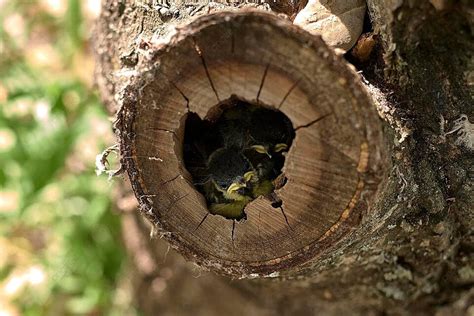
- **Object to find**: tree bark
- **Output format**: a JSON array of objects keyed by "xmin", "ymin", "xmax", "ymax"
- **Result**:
[{"xmin": 94, "ymin": 1, "xmax": 473, "ymax": 315}]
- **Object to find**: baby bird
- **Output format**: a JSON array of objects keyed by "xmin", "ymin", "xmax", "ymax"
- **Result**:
[
  {"xmin": 183, "ymin": 99, "xmax": 295, "ymax": 221},
  {"xmin": 198, "ymin": 147, "xmax": 258, "ymax": 220}
]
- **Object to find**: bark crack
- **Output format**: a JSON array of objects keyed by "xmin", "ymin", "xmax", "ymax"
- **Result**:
[
  {"xmin": 279, "ymin": 206, "xmax": 296, "ymax": 246},
  {"xmin": 169, "ymin": 81, "xmax": 191, "ymax": 112},
  {"xmin": 194, "ymin": 212, "xmax": 210, "ymax": 232},
  {"xmin": 193, "ymin": 38, "xmax": 220, "ymax": 102},
  {"xmin": 278, "ymin": 79, "xmax": 300, "ymax": 109},
  {"xmin": 152, "ymin": 67, "xmax": 191, "ymax": 113},
  {"xmin": 164, "ymin": 193, "xmax": 189, "ymax": 214},
  {"xmin": 231, "ymin": 220, "xmax": 236, "ymax": 243},
  {"xmin": 294, "ymin": 112, "xmax": 333, "ymax": 131},
  {"xmin": 257, "ymin": 62, "xmax": 270, "ymax": 103},
  {"xmin": 279, "ymin": 206, "xmax": 293, "ymax": 232},
  {"xmin": 143, "ymin": 128, "xmax": 178, "ymax": 140},
  {"xmin": 159, "ymin": 174, "xmax": 181, "ymax": 186}
]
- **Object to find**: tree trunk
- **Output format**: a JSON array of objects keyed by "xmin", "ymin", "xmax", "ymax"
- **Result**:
[{"xmin": 94, "ymin": 1, "xmax": 473, "ymax": 315}]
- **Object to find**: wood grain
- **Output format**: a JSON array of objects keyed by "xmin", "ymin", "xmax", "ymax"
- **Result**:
[{"xmin": 120, "ymin": 11, "xmax": 384, "ymax": 276}]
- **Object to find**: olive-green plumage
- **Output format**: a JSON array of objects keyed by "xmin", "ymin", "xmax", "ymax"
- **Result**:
[
  {"xmin": 183, "ymin": 99, "xmax": 294, "ymax": 221},
  {"xmin": 208, "ymin": 198, "xmax": 251, "ymax": 220},
  {"xmin": 189, "ymin": 147, "xmax": 256, "ymax": 220}
]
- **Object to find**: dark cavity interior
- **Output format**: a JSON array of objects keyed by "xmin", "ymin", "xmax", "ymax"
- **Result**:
[{"xmin": 183, "ymin": 97, "xmax": 295, "ymax": 221}]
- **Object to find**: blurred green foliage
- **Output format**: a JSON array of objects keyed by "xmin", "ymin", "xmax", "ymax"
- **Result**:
[{"xmin": 0, "ymin": 1, "xmax": 132, "ymax": 315}]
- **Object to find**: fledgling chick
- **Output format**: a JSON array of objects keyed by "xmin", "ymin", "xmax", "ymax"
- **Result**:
[
  {"xmin": 216, "ymin": 100, "xmax": 294, "ymax": 159},
  {"xmin": 247, "ymin": 106, "xmax": 295, "ymax": 158},
  {"xmin": 183, "ymin": 100, "xmax": 295, "ymax": 221},
  {"xmin": 198, "ymin": 147, "xmax": 258, "ymax": 220}
]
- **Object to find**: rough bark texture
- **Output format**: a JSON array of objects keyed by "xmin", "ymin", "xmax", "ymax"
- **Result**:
[{"xmin": 94, "ymin": 1, "xmax": 473, "ymax": 315}]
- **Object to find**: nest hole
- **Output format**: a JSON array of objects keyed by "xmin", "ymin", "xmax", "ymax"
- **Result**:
[{"xmin": 182, "ymin": 96, "xmax": 295, "ymax": 221}]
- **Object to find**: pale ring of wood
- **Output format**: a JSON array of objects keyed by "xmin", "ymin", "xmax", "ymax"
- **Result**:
[{"xmin": 122, "ymin": 11, "xmax": 384, "ymax": 275}]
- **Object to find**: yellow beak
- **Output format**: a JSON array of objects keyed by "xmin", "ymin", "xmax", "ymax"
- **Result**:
[{"xmin": 251, "ymin": 145, "xmax": 272, "ymax": 158}]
